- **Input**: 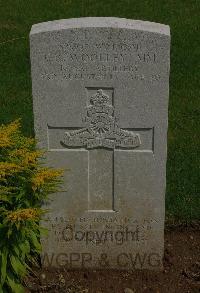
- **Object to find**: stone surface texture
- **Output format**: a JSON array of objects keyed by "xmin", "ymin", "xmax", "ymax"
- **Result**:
[{"xmin": 30, "ymin": 17, "xmax": 170, "ymax": 270}]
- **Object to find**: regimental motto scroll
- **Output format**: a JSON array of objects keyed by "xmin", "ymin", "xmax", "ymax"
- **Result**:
[{"xmin": 61, "ymin": 89, "xmax": 141, "ymax": 149}]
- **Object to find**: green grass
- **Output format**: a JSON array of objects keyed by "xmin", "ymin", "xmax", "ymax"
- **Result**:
[{"xmin": 0, "ymin": 0, "xmax": 199, "ymax": 221}]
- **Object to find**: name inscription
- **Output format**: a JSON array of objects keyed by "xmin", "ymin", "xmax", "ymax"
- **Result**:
[{"xmin": 40, "ymin": 35, "xmax": 161, "ymax": 82}]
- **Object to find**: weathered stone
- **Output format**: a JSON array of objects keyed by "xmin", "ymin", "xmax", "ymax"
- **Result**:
[{"xmin": 30, "ymin": 17, "xmax": 170, "ymax": 270}]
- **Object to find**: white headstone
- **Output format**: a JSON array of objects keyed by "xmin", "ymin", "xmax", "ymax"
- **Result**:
[{"xmin": 30, "ymin": 17, "xmax": 170, "ymax": 270}]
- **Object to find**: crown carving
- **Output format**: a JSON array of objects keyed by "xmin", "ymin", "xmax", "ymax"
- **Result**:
[{"xmin": 90, "ymin": 89, "xmax": 109, "ymax": 106}]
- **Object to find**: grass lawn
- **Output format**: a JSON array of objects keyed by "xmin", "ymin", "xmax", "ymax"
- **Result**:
[{"xmin": 0, "ymin": 0, "xmax": 199, "ymax": 221}]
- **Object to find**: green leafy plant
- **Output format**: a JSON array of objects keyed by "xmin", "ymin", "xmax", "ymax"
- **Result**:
[{"xmin": 0, "ymin": 120, "xmax": 63, "ymax": 292}]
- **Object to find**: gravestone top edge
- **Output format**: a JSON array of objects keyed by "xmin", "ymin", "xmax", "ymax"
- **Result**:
[{"xmin": 30, "ymin": 17, "xmax": 170, "ymax": 36}]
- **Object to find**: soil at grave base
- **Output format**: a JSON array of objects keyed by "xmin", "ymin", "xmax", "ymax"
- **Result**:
[{"xmin": 25, "ymin": 226, "xmax": 200, "ymax": 293}]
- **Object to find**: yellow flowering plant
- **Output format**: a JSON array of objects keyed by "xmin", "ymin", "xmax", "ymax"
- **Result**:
[{"xmin": 0, "ymin": 120, "xmax": 63, "ymax": 292}]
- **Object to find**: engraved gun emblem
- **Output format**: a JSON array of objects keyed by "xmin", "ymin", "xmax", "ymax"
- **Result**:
[{"xmin": 61, "ymin": 89, "xmax": 141, "ymax": 149}]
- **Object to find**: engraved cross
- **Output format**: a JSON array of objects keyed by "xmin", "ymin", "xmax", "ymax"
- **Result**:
[{"xmin": 61, "ymin": 89, "xmax": 141, "ymax": 211}]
